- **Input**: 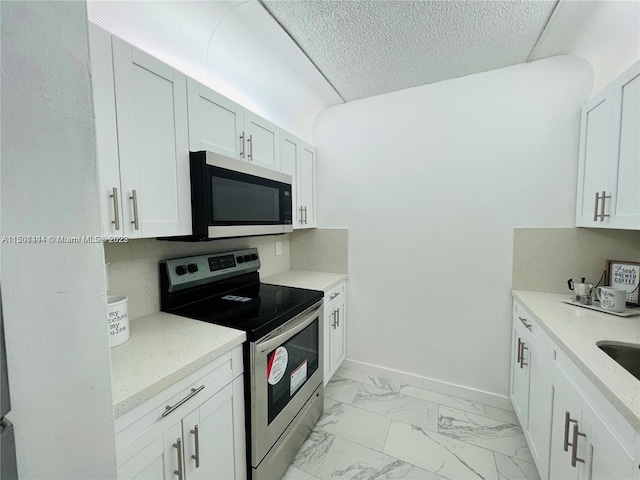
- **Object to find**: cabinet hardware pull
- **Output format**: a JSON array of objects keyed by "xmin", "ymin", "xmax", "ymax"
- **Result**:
[
  {"xmin": 570, "ymin": 423, "xmax": 586, "ymax": 467},
  {"xmin": 331, "ymin": 311, "xmax": 336, "ymax": 329},
  {"xmin": 173, "ymin": 438, "xmax": 183, "ymax": 480},
  {"xmin": 598, "ymin": 191, "xmax": 611, "ymax": 221},
  {"xmin": 518, "ymin": 317, "xmax": 532, "ymax": 330},
  {"xmin": 517, "ymin": 338, "xmax": 522, "ymax": 364},
  {"xmin": 247, "ymin": 134, "xmax": 253, "ymax": 161},
  {"xmin": 564, "ymin": 411, "xmax": 578, "ymax": 452},
  {"xmin": 130, "ymin": 190, "xmax": 140, "ymax": 230},
  {"xmin": 519, "ymin": 342, "xmax": 528, "ymax": 369},
  {"xmin": 240, "ymin": 132, "xmax": 245, "ymax": 159},
  {"xmin": 299, "ymin": 206, "xmax": 304, "ymax": 224},
  {"xmin": 330, "ymin": 292, "xmax": 339, "ymax": 300},
  {"xmin": 110, "ymin": 187, "xmax": 120, "ymax": 231},
  {"xmin": 593, "ymin": 192, "xmax": 600, "ymax": 222},
  {"xmin": 303, "ymin": 206, "xmax": 307, "ymax": 224},
  {"xmin": 162, "ymin": 385, "xmax": 205, "ymax": 417},
  {"xmin": 191, "ymin": 425, "xmax": 200, "ymax": 468},
  {"xmin": 336, "ymin": 308, "xmax": 340, "ymax": 327}
]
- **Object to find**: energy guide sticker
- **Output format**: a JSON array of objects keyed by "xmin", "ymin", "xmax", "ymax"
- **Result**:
[{"xmin": 267, "ymin": 347, "xmax": 288, "ymax": 385}]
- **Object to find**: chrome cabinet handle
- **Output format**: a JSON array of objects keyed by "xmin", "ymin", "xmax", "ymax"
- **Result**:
[
  {"xmin": 162, "ymin": 385, "xmax": 205, "ymax": 417},
  {"xmin": 594, "ymin": 192, "xmax": 600, "ymax": 222},
  {"xmin": 110, "ymin": 187, "xmax": 120, "ymax": 231},
  {"xmin": 518, "ymin": 317, "xmax": 532, "ymax": 331},
  {"xmin": 239, "ymin": 132, "xmax": 245, "ymax": 159},
  {"xmin": 247, "ymin": 134, "xmax": 253, "ymax": 161},
  {"xmin": 598, "ymin": 191, "xmax": 611, "ymax": 221},
  {"xmin": 329, "ymin": 292, "xmax": 340, "ymax": 300},
  {"xmin": 520, "ymin": 342, "xmax": 528, "ymax": 368},
  {"xmin": 299, "ymin": 206, "xmax": 304, "ymax": 224},
  {"xmin": 570, "ymin": 423, "xmax": 586, "ymax": 467},
  {"xmin": 516, "ymin": 338, "xmax": 522, "ymax": 364},
  {"xmin": 303, "ymin": 206, "xmax": 308, "ymax": 224},
  {"xmin": 130, "ymin": 190, "xmax": 140, "ymax": 230},
  {"xmin": 331, "ymin": 311, "xmax": 336, "ymax": 329},
  {"xmin": 564, "ymin": 411, "xmax": 578, "ymax": 452},
  {"xmin": 173, "ymin": 438, "xmax": 183, "ymax": 480},
  {"xmin": 191, "ymin": 425, "xmax": 200, "ymax": 468}
]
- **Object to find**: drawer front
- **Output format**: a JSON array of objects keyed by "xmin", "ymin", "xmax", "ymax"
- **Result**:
[
  {"xmin": 514, "ymin": 300, "xmax": 548, "ymax": 351},
  {"xmin": 325, "ymin": 282, "xmax": 346, "ymax": 305}
]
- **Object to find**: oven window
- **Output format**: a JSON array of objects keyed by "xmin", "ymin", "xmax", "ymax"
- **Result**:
[
  {"xmin": 267, "ymin": 318, "xmax": 318, "ymax": 424},
  {"xmin": 212, "ymin": 177, "xmax": 280, "ymax": 222}
]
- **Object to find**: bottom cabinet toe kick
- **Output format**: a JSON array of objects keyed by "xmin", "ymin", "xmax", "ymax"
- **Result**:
[{"xmin": 510, "ymin": 291, "xmax": 640, "ymax": 480}]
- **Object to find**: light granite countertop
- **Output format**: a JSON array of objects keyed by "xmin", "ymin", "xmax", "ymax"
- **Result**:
[
  {"xmin": 512, "ymin": 290, "xmax": 640, "ymax": 430},
  {"xmin": 110, "ymin": 312, "xmax": 245, "ymax": 418},
  {"xmin": 262, "ymin": 270, "xmax": 347, "ymax": 292}
]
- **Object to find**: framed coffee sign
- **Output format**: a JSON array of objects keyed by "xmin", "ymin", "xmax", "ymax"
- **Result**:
[{"xmin": 605, "ymin": 260, "xmax": 640, "ymax": 306}]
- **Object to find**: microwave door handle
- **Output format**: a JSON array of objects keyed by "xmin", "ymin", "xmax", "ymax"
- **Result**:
[{"xmin": 258, "ymin": 304, "xmax": 321, "ymax": 354}]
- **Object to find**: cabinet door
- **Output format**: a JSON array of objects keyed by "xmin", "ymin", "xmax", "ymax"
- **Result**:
[
  {"xmin": 118, "ymin": 422, "xmax": 182, "ymax": 480},
  {"xmin": 182, "ymin": 383, "xmax": 236, "ymax": 480},
  {"xmin": 244, "ymin": 110, "xmax": 279, "ymax": 171},
  {"xmin": 299, "ymin": 143, "xmax": 317, "ymax": 228},
  {"xmin": 112, "ymin": 38, "xmax": 190, "ymax": 238},
  {"xmin": 510, "ymin": 323, "xmax": 529, "ymax": 425},
  {"xmin": 525, "ymin": 344, "xmax": 551, "ymax": 478},
  {"xmin": 88, "ymin": 25, "xmax": 125, "ymax": 238},
  {"xmin": 186, "ymin": 79, "xmax": 244, "ymax": 159},
  {"xmin": 575, "ymin": 89, "xmax": 615, "ymax": 227},
  {"xmin": 280, "ymin": 132, "xmax": 301, "ymax": 227},
  {"xmin": 610, "ymin": 64, "xmax": 640, "ymax": 230},
  {"xmin": 331, "ymin": 295, "xmax": 347, "ymax": 371},
  {"xmin": 549, "ymin": 364, "xmax": 584, "ymax": 480}
]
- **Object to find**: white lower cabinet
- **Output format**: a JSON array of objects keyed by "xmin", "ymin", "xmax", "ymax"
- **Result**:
[
  {"xmin": 116, "ymin": 347, "xmax": 246, "ymax": 480},
  {"xmin": 511, "ymin": 299, "xmax": 640, "ymax": 480},
  {"xmin": 323, "ymin": 282, "xmax": 347, "ymax": 384}
]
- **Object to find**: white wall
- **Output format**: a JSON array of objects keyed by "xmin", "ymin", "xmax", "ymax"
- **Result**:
[
  {"xmin": 313, "ymin": 56, "xmax": 594, "ymax": 400},
  {"xmin": 1, "ymin": 2, "xmax": 117, "ymax": 478}
]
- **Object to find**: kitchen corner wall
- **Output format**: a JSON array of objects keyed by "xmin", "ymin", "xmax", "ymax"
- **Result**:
[
  {"xmin": 290, "ymin": 228, "xmax": 348, "ymax": 274},
  {"xmin": 104, "ymin": 236, "xmax": 290, "ymax": 320},
  {"xmin": 513, "ymin": 227, "xmax": 640, "ymax": 293}
]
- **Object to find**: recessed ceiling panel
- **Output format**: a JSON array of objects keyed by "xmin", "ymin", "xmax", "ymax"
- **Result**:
[{"xmin": 262, "ymin": 0, "xmax": 558, "ymax": 101}]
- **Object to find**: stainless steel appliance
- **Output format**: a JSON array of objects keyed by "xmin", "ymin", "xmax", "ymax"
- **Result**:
[
  {"xmin": 160, "ymin": 248, "xmax": 323, "ymax": 480},
  {"xmin": 187, "ymin": 151, "xmax": 293, "ymax": 240},
  {"xmin": 1, "ymin": 288, "xmax": 18, "ymax": 479}
]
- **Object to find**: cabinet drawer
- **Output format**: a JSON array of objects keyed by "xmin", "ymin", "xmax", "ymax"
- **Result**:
[
  {"xmin": 115, "ymin": 348, "xmax": 240, "ymax": 460},
  {"xmin": 514, "ymin": 300, "xmax": 548, "ymax": 351},
  {"xmin": 326, "ymin": 282, "xmax": 346, "ymax": 304}
]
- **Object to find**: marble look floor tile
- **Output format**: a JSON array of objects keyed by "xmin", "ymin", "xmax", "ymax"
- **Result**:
[
  {"xmin": 384, "ymin": 421, "xmax": 499, "ymax": 480},
  {"xmin": 334, "ymin": 368, "xmax": 404, "ymax": 392},
  {"xmin": 316, "ymin": 398, "xmax": 391, "ymax": 451},
  {"xmin": 399, "ymin": 384, "xmax": 487, "ymax": 417},
  {"xmin": 353, "ymin": 384, "xmax": 439, "ymax": 432},
  {"xmin": 315, "ymin": 435, "xmax": 437, "ymax": 480},
  {"xmin": 283, "ymin": 465, "xmax": 321, "ymax": 480},
  {"xmin": 438, "ymin": 406, "xmax": 533, "ymax": 462},
  {"xmin": 325, "ymin": 376, "xmax": 362, "ymax": 404},
  {"xmin": 494, "ymin": 453, "xmax": 540, "ymax": 480},
  {"xmin": 484, "ymin": 406, "xmax": 520, "ymax": 426},
  {"xmin": 293, "ymin": 429, "xmax": 336, "ymax": 476}
]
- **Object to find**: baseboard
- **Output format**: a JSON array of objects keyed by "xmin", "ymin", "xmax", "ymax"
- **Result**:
[{"xmin": 340, "ymin": 359, "xmax": 513, "ymax": 411}]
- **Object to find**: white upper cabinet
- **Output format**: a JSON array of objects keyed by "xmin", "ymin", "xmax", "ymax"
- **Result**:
[
  {"xmin": 244, "ymin": 110, "xmax": 280, "ymax": 171},
  {"xmin": 576, "ymin": 60, "xmax": 640, "ymax": 230},
  {"xmin": 279, "ymin": 131, "xmax": 317, "ymax": 229},
  {"xmin": 187, "ymin": 78, "xmax": 244, "ymax": 159},
  {"xmin": 89, "ymin": 25, "xmax": 191, "ymax": 238}
]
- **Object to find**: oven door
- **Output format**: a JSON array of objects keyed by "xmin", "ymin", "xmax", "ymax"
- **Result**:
[{"xmin": 250, "ymin": 301, "xmax": 323, "ymax": 465}]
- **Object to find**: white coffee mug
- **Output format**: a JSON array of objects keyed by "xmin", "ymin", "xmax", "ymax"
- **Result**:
[
  {"xmin": 107, "ymin": 295, "xmax": 130, "ymax": 347},
  {"xmin": 595, "ymin": 287, "xmax": 626, "ymax": 313}
]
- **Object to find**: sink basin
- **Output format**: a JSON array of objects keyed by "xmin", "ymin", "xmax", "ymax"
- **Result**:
[{"xmin": 597, "ymin": 342, "xmax": 640, "ymax": 381}]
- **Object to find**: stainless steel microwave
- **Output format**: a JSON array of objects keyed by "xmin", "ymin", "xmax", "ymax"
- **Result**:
[{"xmin": 189, "ymin": 151, "xmax": 293, "ymax": 240}]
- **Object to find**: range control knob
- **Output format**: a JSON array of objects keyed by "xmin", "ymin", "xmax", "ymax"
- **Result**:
[
  {"xmin": 237, "ymin": 256, "xmax": 245, "ymax": 264},
  {"xmin": 175, "ymin": 265, "xmax": 188, "ymax": 276},
  {"xmin": 187, "ymin": 263, "xmax": 198, "ymax": 273},
  {"xmin": 243, "ymin": 255, "xmax": 251, "ymax": 262},
  {"xmin": 251, "ymin": 253, "xmax": 258, "ymax": 261}
]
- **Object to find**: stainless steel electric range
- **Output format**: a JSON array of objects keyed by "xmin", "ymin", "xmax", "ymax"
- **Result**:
[{"xmin": 160, "ymin": 248, "xmax": 324, "ymax": 480}]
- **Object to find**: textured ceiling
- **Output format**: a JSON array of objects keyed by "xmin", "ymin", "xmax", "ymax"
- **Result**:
[{"xmin": 261, "ymin": 0, "xmax": 558, "ymax": 101}]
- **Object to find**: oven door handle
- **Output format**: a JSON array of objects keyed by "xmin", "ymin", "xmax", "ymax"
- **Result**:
[{"xmin": 257, "ymin": 303, "xmax": 322, "ymax": 354}]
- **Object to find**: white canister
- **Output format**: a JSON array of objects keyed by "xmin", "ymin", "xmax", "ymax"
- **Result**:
[{"xmin": 107, "ymin": 295, "xmax": 129, "ymax": 347}]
